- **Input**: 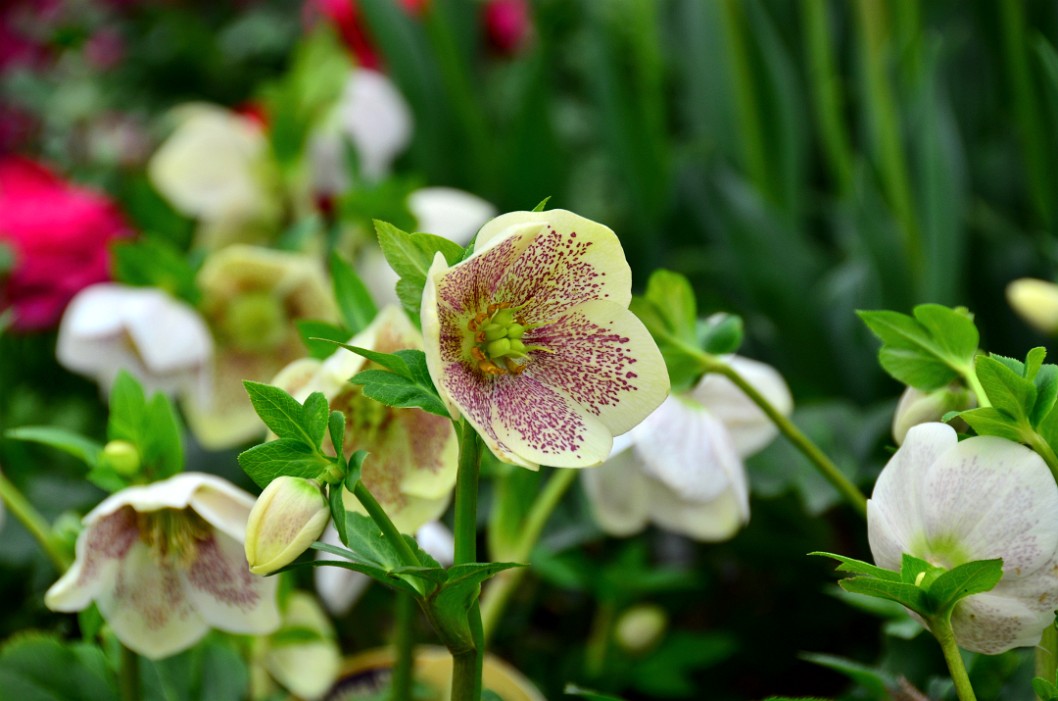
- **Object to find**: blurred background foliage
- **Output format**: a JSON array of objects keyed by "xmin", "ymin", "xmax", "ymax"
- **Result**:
[{"xmin": 3, "ymin": 0, "xmax": 1058, "ymax": 699}]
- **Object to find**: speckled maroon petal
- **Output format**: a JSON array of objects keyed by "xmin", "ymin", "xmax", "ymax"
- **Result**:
[
  {"xmin": 45, "ymin": 506, "xmax": 139, "ymax": 612},
  {"xmin": 435, "ymin": 233, "xmax": 527, "ymax": 316},
  {"xmin": 184, "ymin": 532, "xmax": 279, "ymax": 635}
]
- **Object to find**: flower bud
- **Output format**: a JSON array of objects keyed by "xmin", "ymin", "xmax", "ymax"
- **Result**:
[
  {"xmin": 615, "ymin": 604, "xmax": 667, "ymax": 654},
  {"xmin": 892, "ymin": 384, "xmax": 975, "ymax": 445},
  {"xmin": 245, "ymin": 477, "xmax": 330, "ymax": 576},
  {"xmin": 1007, "ymin": 278, "xmax": 1058, "ymax": 335},
  {"xmin": 100, "ymin": 440, "xmax": 141, "ymax": 476}
]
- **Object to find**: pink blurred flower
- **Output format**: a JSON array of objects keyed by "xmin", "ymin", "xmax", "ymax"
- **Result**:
[
  {"xmin": 304, "ymin": 0, "xmax": 427, "ymax": 69},
  {"xmin": 85, "ymin": 28, "xmax": 125, "ymax": 71},
  {"xmin": 0, "ymin": 157, "xmax": 131, "ymax": 331},
  {"xmin": 484, "ymin": 0, "xmax": 530, "ymax": 56}
]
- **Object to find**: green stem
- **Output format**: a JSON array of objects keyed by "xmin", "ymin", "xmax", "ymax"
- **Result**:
[
  {"xmin": 699, "ymin": 355, "xmax": 868, "ymax": 519},
  {"xmin": 1028, "ymin": 433, "xmax": 1058, "ymax": 484},
  {"xmin": 450, "ymin": 420, "xmax": 484, "ymax": 701},
  {"xmin": 585, "ymin": 600, "xmax": 616, "ymax": 680},
  {"xmin": 0, "ymin": 469, "xmax": 69, "ymax": 571},
  {"xmin": 120, "ymin": 643, "xmax": 141, "ymax": 701},
  {"xmin": 932, "ymin": 616, "xmax": 977, "ymax": 701},
  {"xmin": 480, "ymin": 468, "xmax": 578, "ymax": 642},
  {"xmin": 1037, "ymin": 622, "xmax": 1058, "ymax": 701},
  {"xmin": 390, "ymin": 592, "xmax": 416, "ymax": 701},
  {"xmin": 352, "ymin": 482, "xmax": 422, "ymax": 570},
  {"xmin": 960, "ymin": 365, "xmax": 991, "ymax": 410}
]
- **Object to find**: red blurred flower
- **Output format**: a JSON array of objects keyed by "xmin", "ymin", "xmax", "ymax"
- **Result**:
[
  {"xmin": 484, "ymin": 0, "xmax": 530, "ymax": 56},
  {"xmin": 0, "ymin": 158, "xmax": 132, "ymax": 331},
  {"xmin": 304, "ymin": 0, "xmax": 427, "ymax": 69}
]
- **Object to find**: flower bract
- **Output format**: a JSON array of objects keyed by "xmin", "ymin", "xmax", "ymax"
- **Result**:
[
  {"xmin": 868, "ymin": 422, "xmax": 1058, "ymax": 654},
  {"xmin": 45, "ymin": 472, "xmax": 280, "ymax": 659},
  {"xmin": 421, "ymin": 209, "xmax": 669, "ymax": 469},
  {"xmin": 582, "ymin": 355, "xmax": 790, "ymax": 540}
]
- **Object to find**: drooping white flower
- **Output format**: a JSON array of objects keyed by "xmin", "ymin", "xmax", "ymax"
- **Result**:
[
  {"xmin": 582, "ymin": 355, "xmax": 791, "ymax": 541},
  {"xmin": 315, "ymin": 521, "xmax": 454, "ymax": 615},
  {"xmin": 1007, "ymin": 278, "xmax": 1058, "ymax": 335},
  {"xmin": 421, "ymin": 209, "xmax": 669, "ymax": 469},
  {"xmin": 272, "ymin": 305, "xmax": 458, "ymax": 533},
  {"xmin": 868, "ymin": 423, "xmax": 1058, "ymax": 654},
  {"xmin": 45, "ymin": 473, "xmax": 280, "ymax": 659},
  {"xmin": 251, "ymin": 591, "xmax": 341, "ymax": 701},
  {"xmin": 56, "ymin": 283, "xmax": 213, "ymax": 404},
  {"xmin": 310, "ymin": 69, "xmax": 413, "ymax": 193}
]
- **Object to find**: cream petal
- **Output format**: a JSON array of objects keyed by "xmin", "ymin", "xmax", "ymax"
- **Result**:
[
  {"xmin": 393, "ymin": 409, "xmax": 459, "ymax": 500},
  {"xmin": 690, "ymin": 356, "xmax": 790, "ymax": 457},
  {"xmin": 949, "ymin": 591, "xmax": 1053, "ymax": 654},
  {"xmin": 991, "ymin": 561, "xmax": 1058, "ymax": 616},
  {"xmin": 581, "ymin": 448, "xmax": 650, "ymax": 537},
  {"xmin": 95, "ymin": 539, "xmax": 209, "ymax": 660},
  {"xmin": 183, "ymin": 531, "xmax": 280, "ymax": 635},
  {"xmin": 187, "ymin": 476, "xmax": 256, "ymax": 542},
  {"xmin": 91, "ymin": 472, "xmax": 249, "ymax": 517},
  {"xmin": 314, "ymin": 525, "xmax": 373, "ymax": 615},
  {"xmin": 525, "ymin": 299, "xmax": 669, "ymax": 437},
  {"xmin": 272, "ymin": 357, "xmax": 326, "ymax": 401},
  {"xmin": 337, "ymin": 69, "xmax": 412, "ymax": 180},
  {"xmin": 262, "ymin": 593, "xmax": 340, "ymax": 700},
  {"xmin": 867, "ymin": 423, "xmax": 957, "ymax": 561},
  {"xmin": 409, "ymin": 187, "xmax": 495, "ymax": 246},
  {"xmin": 644, "ymin": 476, "xmax": 748, "ymax": 542},
  {"xmin": 123, "ymin": 291, "xmax": 212, "ymax": 376},
  {"xmin": 921, "ymin": 435, "xmax": 1058, "ymax": 575},
  {"xmin": 629, "ymin": 396, "xmax": 742, "ymax": 503},
  {"xmin": 45, "ymin": 506, "xmax": 139, "ymax": 612},
  {"xmin": 866, "ymin": 500, "xmax": 908, "ymax": 572}
]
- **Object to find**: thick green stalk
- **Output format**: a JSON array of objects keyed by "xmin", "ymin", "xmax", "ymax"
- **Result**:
[
  {"xmin": 699, "ymin": 355, "xmax": 868, "ymax": 518},
  {"xmin": 120, "ymin": 644, "xmax": 141, "ymax": 701},
  {"xmin": 390, "ymin": 592, "xmax": 416, "ymax": 701},
  {"xmin": 1037, "ymin": 623, "xmax": 1058, "ymax": 701},
  {"xmin": 450, "ymin": 420, "xmax": 484, "ymax": 701},
  {"xmin": 932, "ymin": 616, "xmax": 977, "ymax": 701},
  {"xmin": 480, "ymin": 468, "xmax": 578, "ymax": 642},
  {"xmin": 0, "ymin": 469, "xmax": 69, "ymax": 571},
  {"xmin": 802, "ymin": 0, "xmax": 854, "ymax": 194}
]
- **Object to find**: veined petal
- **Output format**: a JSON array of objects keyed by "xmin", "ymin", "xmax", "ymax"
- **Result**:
[
  {"xmin": 45, "ymin": 506, "xmax": 139, "ymax": 612},
  {"xmin": 95, "ymin": 539, "xmax": 208, "ymax": 660},
  {"xmin": 526, "ymin": 299, "xmax": 669, "ymax": 437},
  {"xmin": 949, "ymin": 591, "xmax": 1053, "ymax": 654},
  {"xmin": 262, "ymin": 593, "xmax": 340, "ymax": 700},
  {"xmin": 920, "ymin": 436, "xmax": 1058, "ymax": 575},
  {"xmin": 645, "ymin": 476, "xmax": 748, "ymax": 542},
  {"xmin": 184, "ymin": 531, "xmax": 280, "ymax": 635},
  {"xmin": 690, "ymin": 356, "xmax": 791, "ymax": 457},
  {"xmin": 581, "ymin": 448, "xmax": 650, "ymax": 537}
]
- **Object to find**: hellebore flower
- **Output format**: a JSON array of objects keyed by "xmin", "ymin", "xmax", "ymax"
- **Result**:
[
  {"xmin": 57, "ymin": 283, "xmax": 213, "ymax": 404},
  {"xmin": 315, "ymin": 520, "xmax": 454, "ymax": 615},
  {"xmin": 0, "ymin": 156, "xmax": 130, "ymax": 331},
  {"xmin": 1007, "ymin": 278, "xmax": 1058, "ymax": 336},
  {"xmin": 422, "ymin": 209, "xmax": 669, "ymax": 469},
  {"xmin": 186, "ymin": 245, "xmax": 338, "ymax": 450},
  {"xmin": 868, "ymin": 423, "xmax": 1058, "ymax": 654},
  {"xmin": 251, "ymin": 591, "xmax": 341, "ymax": 701},
  {"xmin": 272, "ymin": 305, "xmax": 458, "ymax": 533},
  {"xmin": 45, "ymin": 473, "xmax": 280, "ymax": 659},
  {"xmin": 891, "ymin": 384, "xmax": 975, "ymax": 445},
  {"xmin": 245, "ymin": 477, "xmax": 330, "ymax": 576},
  {"xmin": 582, "ymin": 355, "xmax": 790, "ymax": 540}
]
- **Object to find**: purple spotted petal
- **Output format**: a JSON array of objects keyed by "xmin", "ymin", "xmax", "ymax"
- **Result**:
[
  {"xmin": 45, "ymin": 506, "xmax": 140, "ymax": 612},
  {"xmin": 184, "ymin": 531, "xmax": 279, "ymax": 635}
]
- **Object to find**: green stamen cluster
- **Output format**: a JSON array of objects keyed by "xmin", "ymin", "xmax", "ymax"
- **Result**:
[
  {"xmin": 221, "ymin": 291, "xmax": 287, "ymax": 352},
  {"xmin": 139, "ymin": 509, "xmax": 211, "ymax": 566},
  {"xmin": 481, "ymin": 309, "xmax": 527, "ymax": 360}
]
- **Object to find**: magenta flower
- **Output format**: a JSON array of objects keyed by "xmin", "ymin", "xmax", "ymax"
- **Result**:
[{"xmin": 422, "ymin": 209, "xmax": 669, "ymax": 469}]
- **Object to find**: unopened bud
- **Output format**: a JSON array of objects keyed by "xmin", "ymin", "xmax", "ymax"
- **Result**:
[
  {"xmin": 101, "ymin": 440, "xmax": 141, "ymax": 476},
  {"xmin": 245, "ymin": 477, "xmax": 330, "ymax": 576},
  {"xmin": 1007, "ymin": 278, "xmax": 1058, "ymax": 335},
  {"xmin": 892, "ymin": 385, "xmax": 975, "ymax": 445},
  {"xmin": 615, "ymin": 604, "xmax": 667, "ymax": 654}
]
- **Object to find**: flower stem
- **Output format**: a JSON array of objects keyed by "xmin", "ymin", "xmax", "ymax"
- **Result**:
[
  {"xmin": 120, "ymin": 643, "xmax": 141, "ymax": 701},
  {"xmin": 932, "ymin": 616, "xmax": 978, "ymax": 701},
  {"xmin": 585, "ymin": 600, "xmax": 616, "ymax": 679},
  {"xmin": 0, "ymin": 469, "xmax": 69, "ymax": 571},
  {"xmin": 352, "ymin": 481, "xmax": 422, "ymax": 569},
  {"xmin": 1037, "ymin": 621, "xmax": 1058, "ymax": 701},
  {"xmin": 390, "ymin": 592, "xmax": 416, "ymax": 701},
  {"xmin": 699, "ymin": 355, "xmax": 868, "ymax": 519},
  {"xmin": 451, "ymin": 420, "xmax": 484, "ymax": 701},
  {"xmin": 480, "ymin": 467, "xmax": 578, "ymax": 643}
]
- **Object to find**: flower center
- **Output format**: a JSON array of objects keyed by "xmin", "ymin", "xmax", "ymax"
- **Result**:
[
  {"xmin": 138, "ymin": 508, "xmax": 212, "ymax": 566},
  {"xmin": 467, "ymin": 303, "xmax": 534, "ymax": 376},
  {"xmin": 220, "ymin": 291, "xmax": 287, "ymax": 352}
]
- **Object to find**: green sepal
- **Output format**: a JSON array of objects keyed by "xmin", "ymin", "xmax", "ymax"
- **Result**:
[
  {"xmin": 329, "ymin": 251, "xmax": 378, "ymax": 334},
  {"xmin": 699, "ymin": 313, "xmax": 744, "ymax": 355},
  {"xmin": 345, "ymin": 450, "xmax": 367, "ymax": 489},
  {"xmin": 376, "ymin": 220, "xmax": 464, "ymax": 319},
  {"xmin": 237, "ymin": 439, "xmax": 332, "ymax": 489},
  {"xmin": 328, "ymin": 483, "xmax": 348, "ymax": 547},
  {"xmin": 530, "ymin": 196, "xmax": 551, "ymax": 212}
]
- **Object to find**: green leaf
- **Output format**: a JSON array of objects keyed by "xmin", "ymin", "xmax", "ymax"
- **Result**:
[
  {"xmin": 699, "ymin": 313, "xmax": 744, "ymax": 355},
  {"xmin": 837, "ymin": 577, "xmax": 929, "ymax": 614},
  {"xmin": 295, "ymin": 551, "xmax": 418, "ymax": 596},
  {"xmin": 328, "ymin": 410, "xmax": 346, "ymax": 460},
  {"xmin": 643, "ymin": 270, "xmax": 698, "ymax": 345},
  {"xmin": 4, "ymin": 427, "xmax": 102, "ymax": 468},
  {"xmin": 238, "ymin": 439, "xmax": 332, "ymax": 489},
  {"xmin": 976, "ymin": 355, "xmax": 1036, "ymax": 423},
  {"xmin": 329, "ymin": 343, "xmax": 411, "ymax": 377},
  {"xmin": 329, "ymin": 252, "xmax": 378, "ymax": 333},
  {"xmin": 353, "ymin": 371, "xmax": 451, "ymax": 417},
  {"xmin": 531, "ymin": 196, "xmax": 551, "ymax": 212},
  {"xmin": 297, "ymin": 320, "xmax": 349, "ymax": 360},
  {"xmin": 302, "ymin": 392, "xmax": 329, "ymax": 448},
  {"xmin": 328, "ymin": 484, "xmax": 348, "ymax": 547},
  {"xmin": 928, "ymin": 559, "xmax": 1003, "ymax": 614},
  {"xmin": 1027, "ymin": 347, "xmax": 1048, "ymax": 380},
  {"xmin": 107, "ymin": 371, "xmax": 148, "ymax": 445},
  {"xmin": 958, "ymin": 407, "xmax": 1027, "ymax": 443},
  {"xmin": 111, "ymin": 237, "xmax": 200, "ymax": 305},
  {"xmin": 1032, "ymin": 677, "xmax": 1058, "ymax": 700},
  {"xmin": 376, "ymin": 220, "xmax": 464, "ymax": 317},
  {"xmin": 899, "ymin": 553, "xmax": 933, "ymax": 585},
  {"xmin": 243, "ymin": 381, "xmax": 320, "ymax": 446},
  {"xmin": 1033, "ymin": 365, "xmax": 1058, "ymax": 427},
  {"xmin": 143, "ymin": 393, "xmax": 183, "ymax": 479},
  {"xmin": 809, "ymin": 552, "xmax": 901, "ymax": 582},
  {"xmin": 0, "ymin": 634, "xmax": 118, "ymax": 701}
]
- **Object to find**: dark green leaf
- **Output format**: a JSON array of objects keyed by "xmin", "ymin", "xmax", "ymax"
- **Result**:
[
  {"xmin": 302, "ymin": 392, "xmax": 329, "ymax": 448},
  {"xmin": 643, "ymin": 269, "xmax": 698, "ymax": 345},
  {"xmin": 143, "ymin": 393, "xmax": 183, "ymax": 479},
  {"xmin": 929, "ymin": 559, "xmax": 1003, "ymax": 614},
  {"xmin": 800, "ymin": 653, "xmax": 892, "ymax": 700},
  {"xmin": 328, "ymin": 410, "xmax": 346, "ymax": 460},
  {"xmin": 564, "ymin": 684, "xmax": 628, "ymax": 700},
  {"xmin": 292, "ymin": 552, "xmax": 419, "ymax": 596},
  {"xmin": 243, "ymin": 381, "xmax": 319, "ymax": 445},
  {"xmin": 238, "ymin": 439, "xmax": 331, "ymax": 489},
  {"xmin": 1033, "ymin": 365, "xmax": 1058, "ymax": 427},
  {"xmin": 4, "ymin": 427, "xmax": 102, "ymax": 469},
  {"xmin": 0, "ymin": 634, "xmax": 118, "ymax": 701},
  {"xmin": 837, "ymin": 577, "xmax": 929, "ymax": 614},
  {"xmin": 699, "ymin": 313, "xmax": 744, "ymax": 355},
  {"xmin": 330, "ymin": 252, "xmax": 379, "ymax": 333},
  {"xmin": 376, "ymin": 220, "xmax": 464, "ymax": 317},
  {"xmin": 976, "ymin": 355, "xmax": 1036, "ymax": 423}
]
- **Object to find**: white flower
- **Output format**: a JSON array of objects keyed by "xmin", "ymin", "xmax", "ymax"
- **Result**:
[
  {"xmin": 868, "ymin": 423, "xmax": 1058, "ymax": 654},
  {"xmin": 45, "ymin": 473, "xmax": 280, "ymax": 659},
  {"xmin": 57, "ymin": 283, "xmax": 213, "ymax": 405},
  {"xmin": 251, "ymin": 592, "xmax": 341, "ymax": 701},
  {"xmin": 409, "ymin": 187, "xmax": 496, "ymax": 246},
  {"xmin": 315, "ymin": 521, "xmax": 454, "ymax": 615},
  {"xmin": 1007, "ymin": 278, "xmax": 1058, "ymax": 335},
  {"xmin": 582, "ymin": 356, "xmax": 791, "ymax": 541},
  {"xmin": 310, "ymin": 69, "xmax": 412, "ymax": 193}
]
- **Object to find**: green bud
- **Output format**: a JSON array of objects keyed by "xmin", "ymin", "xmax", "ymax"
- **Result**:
[
  {"xmin": 245, "ymin": 477, "xmax": 330, "ymax": 576},
  {"xmin": 487, "ymin": 338, "xmax": 512, "ymax": 358},
  {"xmin": 615, "ymin": 604, "xmax": 667, "ymax": 654},
  {"xmin": 492, "ymin": 309, "xmax": 515, "ymax": 327},
  {"xmin": 507, "ymin": 324, "xmax": 526, "ymax": 339},
  {"xmin": 483, "ymin": 323, "xmax": 507, "ymax": 342},
  {"xmin": 101, "ymin": 440, "xmax": 141, "ymax": 476}
]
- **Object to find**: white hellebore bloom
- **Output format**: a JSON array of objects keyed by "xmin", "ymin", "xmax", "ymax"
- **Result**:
[
  {"xmin": 57, "ymin": 283, "xmax": 213, "ymax": 404},
  {"xmin": 45, "ymin": 473, "xmax": 281, "ymax": 659},
  {"xmin": 252, "ymin": 592, "xmax": 341, "ymax": 701},
  {"xmin": 310, "ymin": 68, "xmax": 413, "ymax": 193},
  {"xmin": 582, "ymin": 356, "xmax": 791, "ymax": 541},
  {"xmin": 868, "ymin": 423, "xmax": 1058, "ymax": 654},
  {"xmin": 316, "ymin": 521, "xmax": 455, "ymax": 615}
]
